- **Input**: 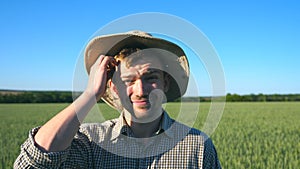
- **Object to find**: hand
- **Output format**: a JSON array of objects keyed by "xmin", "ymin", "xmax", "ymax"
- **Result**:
[{"xmin": 85, "ymin": 55, "xmax": 117, "ymax": 100}]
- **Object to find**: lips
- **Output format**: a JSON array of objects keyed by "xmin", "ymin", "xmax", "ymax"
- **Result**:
[{"xmin": 131, "ymin": 99, "xmax": 150, "ymax": 106}]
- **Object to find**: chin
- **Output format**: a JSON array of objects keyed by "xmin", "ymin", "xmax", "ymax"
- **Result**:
[{"xmin": 132, "ymin": 108, "xmax": 162, "ymax": 123}]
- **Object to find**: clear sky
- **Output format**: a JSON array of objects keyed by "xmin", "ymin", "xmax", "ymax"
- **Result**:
[{"xmin": 0, "ymin": 0, "xmax": 299, "ymax": 96}]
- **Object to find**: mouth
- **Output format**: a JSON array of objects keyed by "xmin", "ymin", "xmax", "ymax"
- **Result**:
[{"xmin": 131, "ymin": 99, "xmax": 150, "ymax": 107}]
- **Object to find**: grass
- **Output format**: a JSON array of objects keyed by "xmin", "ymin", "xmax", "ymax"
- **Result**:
[
  {"xmin": 0, "ymin": 102, "xmax": 299, "ymax": 168},
  {"xmin": 213, "ymin": 102, "xmax": 300, "ymax": 168}
]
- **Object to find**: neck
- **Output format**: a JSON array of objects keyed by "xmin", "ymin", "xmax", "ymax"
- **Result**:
[{"xmin": 124, "ymin": 112, "xmax": 163, "ymax": 138}]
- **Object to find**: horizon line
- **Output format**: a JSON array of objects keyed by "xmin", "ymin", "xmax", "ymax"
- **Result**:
[{"xmin": 1, "ymin": 88, "xmax": 299, "ymax": 96}]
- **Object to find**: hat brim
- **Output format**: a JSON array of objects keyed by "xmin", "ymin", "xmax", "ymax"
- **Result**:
[{"xmin": 84, "ymin": 31, "xmax": 189, "ymax": 110}]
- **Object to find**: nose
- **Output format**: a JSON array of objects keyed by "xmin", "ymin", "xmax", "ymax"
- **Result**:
[{"xmin": 134, "ymin": 79, "xmax": 147, "ymax": 97}]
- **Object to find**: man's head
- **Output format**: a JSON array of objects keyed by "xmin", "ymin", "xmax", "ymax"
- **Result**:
[
  {"xmin": 84, "ymin": 30, "xmax": 189, "ymax": 114},
  {"xmin": 109, "ymin": 48, "xmax": 170, "ymax": 122}
]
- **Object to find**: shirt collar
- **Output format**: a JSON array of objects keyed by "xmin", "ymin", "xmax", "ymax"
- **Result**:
[
  {"xmin": 110, "ymin": 111, "xmax": 175, "ymax": 141},
  {"xmin": 160, "ymin": 111, "xmax": 175, "ymax": 138},
  {"xmin": 111, "ymin": 114, "xmax": 128, "ymax": 140}
]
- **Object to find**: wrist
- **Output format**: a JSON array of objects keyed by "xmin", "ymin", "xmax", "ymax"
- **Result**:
[
  {"xmin": 83, "ymin": 89, "xmax": 103, "ymax": 102},
  {"xmin": 73, "ymin": 91, "xmax": 98, "ymax": 123}
]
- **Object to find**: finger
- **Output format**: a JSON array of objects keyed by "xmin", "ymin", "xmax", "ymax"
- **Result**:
[
  {"xmin": 110, "ymin": 57, "xmax": 118, "ymax": 66},
  {"xmin": 110, "ymin": 58, "xmax": 120, "ymax": 71},
  {"xmin": 94, "ymin": 55, "xmax": 105, "ymax": 66},
  {"xmin": 105, "ymin": 56, "xmax": 118, "ymax": 67},
  {"xmin": 100, "ymin": 56, "xmax": 113, "ymax": 69}
]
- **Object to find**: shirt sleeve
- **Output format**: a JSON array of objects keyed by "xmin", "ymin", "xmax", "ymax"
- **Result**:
[
  {"xmin": 14, "ymin": 127, "xmax": 93, "ymax": 169},
  {"xmin": 202, "ymin": 138, "xmax": 222, "ymax": 169}
]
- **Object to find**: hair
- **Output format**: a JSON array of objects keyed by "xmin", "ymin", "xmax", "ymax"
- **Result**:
[
  {"xmin": 114, "ymin": 47, "xmax": 171, "ymax": 68},
  {"xmin": 114, "ymin": 48, "xmax": 142, "ymax": 68}
]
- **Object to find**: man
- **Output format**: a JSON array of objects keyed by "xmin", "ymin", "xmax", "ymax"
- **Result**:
[{"xmin": 14, "ymin": 30, "xmax": 221, "ymax": 168}]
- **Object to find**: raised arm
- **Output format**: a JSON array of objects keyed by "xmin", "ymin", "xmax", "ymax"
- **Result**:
[{"xmin": 34, "ymin": 55, "xmax": 116, "ymax": 152}]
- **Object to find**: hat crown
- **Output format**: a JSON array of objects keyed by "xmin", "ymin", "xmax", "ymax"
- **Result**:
[{"xmin": 127, "ymin": 30, "xmax": 152, "ymax": 37}]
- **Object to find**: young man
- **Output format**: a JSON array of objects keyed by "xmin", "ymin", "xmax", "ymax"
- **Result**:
[{"xmin": 14, "ymin": 31, "xmax": 221, "ymax": 168}]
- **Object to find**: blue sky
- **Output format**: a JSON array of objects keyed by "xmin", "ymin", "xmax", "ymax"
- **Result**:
[{"xmin": 0, "ymin": 0, "xmax": 299, "ymax": 96}]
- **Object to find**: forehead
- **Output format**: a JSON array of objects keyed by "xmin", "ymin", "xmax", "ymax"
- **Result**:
[
  {"xmin": 121, "ymin": 51, "xmax": 164, "ymax": 68},
  {"xmin": 118, "ymin": 57, "xmax": 164, "ymax": 79}
]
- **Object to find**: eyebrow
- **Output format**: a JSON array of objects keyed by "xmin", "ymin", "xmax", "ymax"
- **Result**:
[
  {"xmin": 120, "ymin": 69, "xmax": 162, "ymax": 79},
  {"xmin": 144, "ymin": 69, "xmax": 161, "ymax": 75}
]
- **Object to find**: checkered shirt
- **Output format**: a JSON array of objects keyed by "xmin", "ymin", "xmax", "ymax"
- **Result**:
[{"xmin": 14, "ymin": 112, "xmax": 221, "ymax": 169}]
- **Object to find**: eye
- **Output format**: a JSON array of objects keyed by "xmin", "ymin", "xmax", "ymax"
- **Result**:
[
  {"xmin": 146, "ymin": 75, "xmax": 159, "ymax": 82},
  {"xmin": 122, "ymin": 79, "xmax": 135, "ymax": 85}
]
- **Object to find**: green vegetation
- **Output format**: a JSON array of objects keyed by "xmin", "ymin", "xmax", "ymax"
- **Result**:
[
  {"xmin": 0, "ymin": 102, "xmax": 299, "ymax": 168},
  {"xmin": 0, "ymin": 104, "xmax": 68, "ymax": 168},
  {"xmin": 0, "ymin": 91, "xmax": 74, "ymax": 103},
  {"xmin": 213, "ymin": 102, "xmax": 300, "ymax": 168}
]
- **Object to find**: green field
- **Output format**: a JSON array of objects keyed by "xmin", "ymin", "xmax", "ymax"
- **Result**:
[{"xmin": 0, "ymin": 102, "xmax": 299, "ymax": 168}]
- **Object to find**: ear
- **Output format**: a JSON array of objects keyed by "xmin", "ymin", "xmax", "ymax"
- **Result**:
[
  {"xmin": 163, "ymin": 73, "xmax": 171, "ymax": 93},
  {"xmin": 109, "ymin": 80, "xmax": 119, "ymax": 97}
]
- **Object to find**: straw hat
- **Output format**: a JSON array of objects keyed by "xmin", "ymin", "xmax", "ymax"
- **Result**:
[{"xmin": 84, "ymin": 30, "xmax": 189, "ymax": 110}]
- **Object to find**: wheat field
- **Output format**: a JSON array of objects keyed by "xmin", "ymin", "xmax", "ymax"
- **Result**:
[{"xmin": 0, "ymin": 102, "xmax": 299, "ymax": 168}]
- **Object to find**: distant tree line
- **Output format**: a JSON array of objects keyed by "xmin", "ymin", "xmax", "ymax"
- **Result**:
[
  {"xmin": 174, "ymin": 93, "xmax": 300, "ymax": 102},
  {"xmin": 225, "ymin": 93, "xmax": 300, "ymax": 102},
  {"xmin": 0, "ymin": 91, "xmax": 74, "ymax": 103},
  {"xmin": 0, "ymin": 90, "xmax": 300, "ymax": 103}
]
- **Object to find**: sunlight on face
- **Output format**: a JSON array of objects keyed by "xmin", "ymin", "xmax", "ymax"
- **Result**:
[{"xmin": 115, "ymin": 54, "xmax": 169, "ymax": 123}]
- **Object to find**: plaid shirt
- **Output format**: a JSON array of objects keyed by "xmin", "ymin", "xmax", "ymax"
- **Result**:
[{"xmin": 14, "ymin": 112, "xmax": 221, "ymax": 169}]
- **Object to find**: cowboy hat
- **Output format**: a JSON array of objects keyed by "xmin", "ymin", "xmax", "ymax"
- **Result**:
[{"xmin": 84, "ymin": 30, "xmax": 189, "ymax": 110}]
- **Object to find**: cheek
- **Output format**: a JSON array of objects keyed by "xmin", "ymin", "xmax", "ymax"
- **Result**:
[
  {"xmin": 152, "ymin": 83, "xmax": 160, "ymax": 89},
  {"xmin": 149, "ymin": 81, "xmax": 164, "ymax": 89},
  {"xmin": 116, "ymin": 83, "xmax": 130, "ymax": 97},
  {"xmin": 126, "ymin": 86, "xmax": 133, "ymax": 95},
  {"xmin": 154, "ymin": 81, "xmax": 164, "ymax": 89}
]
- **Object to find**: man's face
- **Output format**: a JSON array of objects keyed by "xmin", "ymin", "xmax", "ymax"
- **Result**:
[{"xmin": 112, "ymin": 56, "xmax": 169, "ymax": 123}]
